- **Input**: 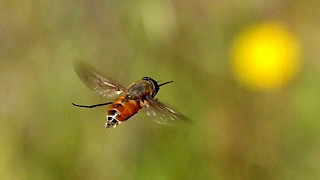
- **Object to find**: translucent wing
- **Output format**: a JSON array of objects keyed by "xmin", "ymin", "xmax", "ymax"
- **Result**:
[
  {"xmin": 144, "ymin": 98, "xmax": 190, "ymax": 126},
  {"xmin": 74, "ymin": 61, "xmax": 126, "ymax": 98}
]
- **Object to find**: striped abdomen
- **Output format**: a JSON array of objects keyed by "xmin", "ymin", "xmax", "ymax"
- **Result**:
[{"xmin": 106, "ymin": 96, "xmax": 141, "ymax": 128}]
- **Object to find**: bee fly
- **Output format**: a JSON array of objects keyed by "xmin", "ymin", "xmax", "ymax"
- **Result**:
[{"xmin": 72, "ymin": 62, "xmax": 189, "ymax": 129}]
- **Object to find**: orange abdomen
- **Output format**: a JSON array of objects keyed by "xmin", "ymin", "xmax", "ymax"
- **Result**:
[{"xmin": 107, "ymin": 96, "xmax": 141, "ymax": 122}]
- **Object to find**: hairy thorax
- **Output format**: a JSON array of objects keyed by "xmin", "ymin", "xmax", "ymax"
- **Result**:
[{"xmin": 126, "ymin": 80, "xmax": 155, "ymax": 100}]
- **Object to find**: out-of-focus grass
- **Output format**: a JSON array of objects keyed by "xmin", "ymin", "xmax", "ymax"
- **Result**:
[{"xmin": 1, "ymin": 0, "xmax": 320, "ymax": 179}]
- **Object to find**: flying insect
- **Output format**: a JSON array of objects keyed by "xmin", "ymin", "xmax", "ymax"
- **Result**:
[{"xmin": 72, "ymin": 62, "xmax": 189, "ymax": 129}]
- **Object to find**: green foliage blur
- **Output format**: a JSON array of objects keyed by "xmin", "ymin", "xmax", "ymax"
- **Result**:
[{"xmin": 1, "ymin": 0, "xmax": 320, "ymax": 179}]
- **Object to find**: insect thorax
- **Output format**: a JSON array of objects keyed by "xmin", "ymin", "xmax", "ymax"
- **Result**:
[{"xmin": 126, "ymin": 80, "xmax": 155, "ymax": 99}]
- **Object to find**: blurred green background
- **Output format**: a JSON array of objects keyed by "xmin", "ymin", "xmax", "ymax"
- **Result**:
[{"xmin": 1, "ymin": 0, "xmax": 320, "ymax": 179}]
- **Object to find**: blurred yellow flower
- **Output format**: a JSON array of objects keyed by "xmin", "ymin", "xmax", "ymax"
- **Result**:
[{"xmin": 231, "ymin": 22, "xmax": 300, "ymax": 91}]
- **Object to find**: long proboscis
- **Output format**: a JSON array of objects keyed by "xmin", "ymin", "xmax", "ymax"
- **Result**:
[{"xmin": 158, "ymin": 81, "xmax": 173, "ymax": 87}]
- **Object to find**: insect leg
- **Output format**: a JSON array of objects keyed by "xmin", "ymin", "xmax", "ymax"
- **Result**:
[{"xmin": 72, "ymin": 102, "xmax": 112, "ymax": 108}]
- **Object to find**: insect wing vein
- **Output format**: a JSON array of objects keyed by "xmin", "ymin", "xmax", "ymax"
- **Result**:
[
  {"xmin": 144, "ymin": 98, "xmax": 190, "ymax": 126},
  {"xmin": 74, "ymin": 61, "xmax": 126, "ymax": 99}
]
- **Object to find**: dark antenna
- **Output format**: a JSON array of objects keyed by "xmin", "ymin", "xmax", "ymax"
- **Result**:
[
  {"xmin": 158, "ymin": 81, "xmax": 173, "ymax": 87},
  {"xmin": 72, "ymin": 102, "xmax": 112, "ymax": 108}
]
